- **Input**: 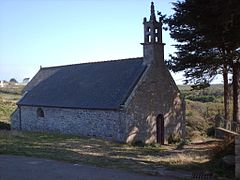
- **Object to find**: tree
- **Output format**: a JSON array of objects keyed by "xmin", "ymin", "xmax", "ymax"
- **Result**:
[
  {"xmin": 232, "ymin": 51, "xmax": 240, "ymax": 129},
  {"xmin": 166, "ymin": 0, "xmax": 240, "ymax": 127},
  {"xmin": 9, "ymin": 78, "xmax": 18, "ymax": 84},
  {"xmin": 22, "ymin": 78, "xmax": 30, "ymax": 84}
]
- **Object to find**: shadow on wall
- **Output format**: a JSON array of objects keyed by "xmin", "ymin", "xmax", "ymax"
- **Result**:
[
  {"xmin": 125, "ymin": 92, "xmax": 184, "ymax": 144},
  {"xmin": 126, "ymin": 126, "xmax": 139, "ymax": 143},
  {"xmin": 146, "ymin": 112, "xmax": 157, "ymax": 144}
]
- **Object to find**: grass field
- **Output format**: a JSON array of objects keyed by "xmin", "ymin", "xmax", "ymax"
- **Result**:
[
  {"xmin": 0, "ymin": 130, "xmax": 233, "ymax": 178},
  {"xmin": 0, "ymin": 85, "xmax": 22, "ymax": 123}
]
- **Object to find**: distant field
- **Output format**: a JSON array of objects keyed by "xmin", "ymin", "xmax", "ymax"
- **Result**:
[
  {"xmin": 0, "ymin": 85, "xmax": 23, "ymax": 123},
  {"xmin": 0, "ymin": 85, "xmax": 24, "ymax": 95},
  {"xmin": 178, "ymin": 84, "xmax": 224, "ymax": 103},
  {"xmin": 179, "ymin": 84, "xmax": 226, "ymax": 140}
]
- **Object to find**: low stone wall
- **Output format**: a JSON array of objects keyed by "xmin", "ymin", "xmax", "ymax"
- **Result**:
[
  {"xmin": 215, "ymin": 127, "xmax": 239, "ymax": 139},
  {"xmin": 236, "ymin": 136, "xmax": 240, "ymax": 179}
]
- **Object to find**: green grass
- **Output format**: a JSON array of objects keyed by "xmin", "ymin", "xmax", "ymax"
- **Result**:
[
  {"xmin": 0, "ymin": 99, "xmax": 17, "ymax": 122},
  {"xmin": 0, "ymin": 85, "xmax": 23, "ymax": 122},
  {"xmin": 0, "ymin": 94, "xmax": 20, "ymax": 122}
]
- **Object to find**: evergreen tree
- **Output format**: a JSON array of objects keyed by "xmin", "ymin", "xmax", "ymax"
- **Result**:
[
  {"xmin": 166, "ymin": 0, "xmax": 240, "ymax": 126},
  {"xmin": 9, "ymin": 78, "xmax": 18, "ymax": 84}
]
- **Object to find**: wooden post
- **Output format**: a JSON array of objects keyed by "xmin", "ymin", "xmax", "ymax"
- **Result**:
[{"xmin": 236, "ymin": 136, "xmax": 240, "ymax": 179}]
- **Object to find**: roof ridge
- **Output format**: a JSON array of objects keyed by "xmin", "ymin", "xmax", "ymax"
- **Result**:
[{"xmin": 41, "ymin": 57, "xmax": 143, "ymax": 70}]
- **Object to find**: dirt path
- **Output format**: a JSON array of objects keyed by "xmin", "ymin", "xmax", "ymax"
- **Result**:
[{"xmin": 0, "ymin": 155, "xmax": 186, "ymax": 180}]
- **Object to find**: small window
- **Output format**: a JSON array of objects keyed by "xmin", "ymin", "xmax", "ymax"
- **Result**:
[
  {"xmin": 155, "ymin": 28, "xmax": 158, "ymax": 33},
  {"xmin": 148, "ymin": 27, "xmax": 151, "ymax": 32},
  {"xmin": 37, "ymin": 108, "xmax": 44, "ymax": 118},
  {"xmin": 148, "ymin": 35, "xmax": 151, "ymax": 43}
]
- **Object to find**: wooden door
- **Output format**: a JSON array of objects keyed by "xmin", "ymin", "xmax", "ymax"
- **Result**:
[{"xmin": 156, "ymin": 114, "xmax": 164, "ymax": 145}]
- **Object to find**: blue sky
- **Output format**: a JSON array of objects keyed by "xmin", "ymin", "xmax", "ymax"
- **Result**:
[{"xmin": 0, "ymin": 0, "xmax": 222, "ymax": 84}]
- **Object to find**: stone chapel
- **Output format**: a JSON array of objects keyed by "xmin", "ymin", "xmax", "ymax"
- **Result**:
[{"xmin": 12, "ymin": 2, "xmax": 185, "ymax": 144}]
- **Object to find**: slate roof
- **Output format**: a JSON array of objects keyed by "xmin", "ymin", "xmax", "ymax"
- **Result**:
[
  {"xmin": 18, "ymin": 57, "xmax": 146, "ymax": 110},
  {"xmin": 23, "ymin": 67, "xmax": 61, "ymax": 93}
]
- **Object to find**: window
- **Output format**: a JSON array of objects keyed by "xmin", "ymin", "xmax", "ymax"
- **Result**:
[
  {"xmin": 37, "ymin": 108, "xmax": 44, "ymax": 118},
  {"xmin": 148, "ymin": 35, "xmax": 151, "ymax": 43}
]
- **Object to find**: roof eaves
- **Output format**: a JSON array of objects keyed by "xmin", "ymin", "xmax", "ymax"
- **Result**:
[
  {"xmin": 119, "ymin": 65, "xmax": 147, "ymax": 107},
  {"xmin": 17, "ymin": 103, "xmax": 121, "ymax": 111}
]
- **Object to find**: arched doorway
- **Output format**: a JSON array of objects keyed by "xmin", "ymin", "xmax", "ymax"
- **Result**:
[{"xmin": 156, "ymin": 114, "xmax": 164, "ymax": 144}]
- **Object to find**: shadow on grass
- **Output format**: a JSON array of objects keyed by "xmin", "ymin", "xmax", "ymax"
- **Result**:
[
  {"xmin": 0, "ymin": 131, "xmax": 234, "ymax": 178},
  {"xmin": 173, "ymin": 139, "xmax": 235, "ymax": 179}
]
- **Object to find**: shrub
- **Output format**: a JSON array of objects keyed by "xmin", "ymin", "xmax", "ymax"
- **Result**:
[
  {"xmin": 131, "ymin": 140, "xmax": 145, "ymax": 147},
  {"xmin": 168, "ymin": 132, "xmax": 181, "ymax": 144},
  {"xmin": 207, "ymin": 127, "xmax": 215, "ymax": 137},
  {"xmin": 0, "ymin": 122, "xmax": 11, "ymax": 130},
  {"xmin": 186, "ymin": 95, "xmax": 215, "ymax": 103}
]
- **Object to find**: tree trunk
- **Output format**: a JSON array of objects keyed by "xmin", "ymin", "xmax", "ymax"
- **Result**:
[
  {"xmin": 223, "ymin": 64, "xmax": 231, "ymax": 129},
  {"xmin": 232, "ymin": 61, "xmax": 240, "ymax": 131}
]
